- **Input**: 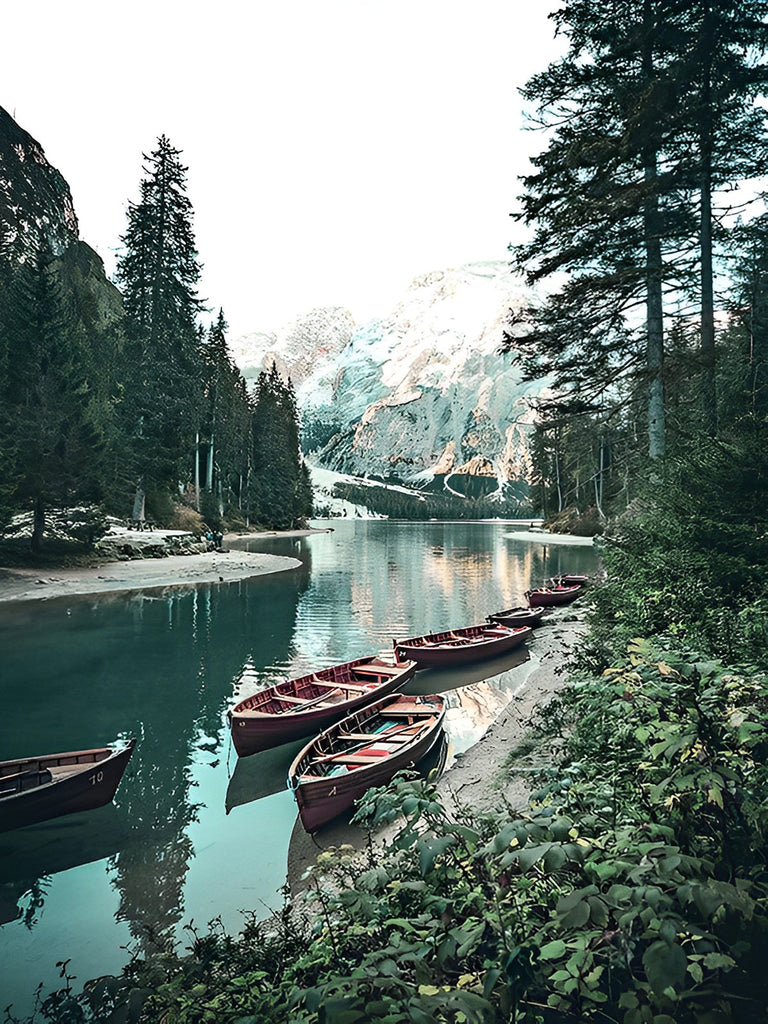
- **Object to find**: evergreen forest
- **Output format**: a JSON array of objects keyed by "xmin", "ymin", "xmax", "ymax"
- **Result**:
[{"xmin": 0, "ymin": 136, "xmax": 312, "ymax": 554}]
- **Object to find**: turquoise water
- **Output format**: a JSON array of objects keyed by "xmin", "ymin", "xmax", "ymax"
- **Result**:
[{"xmin": 0, "ymin": 520, "xmax": 598, "ymax": 1015}]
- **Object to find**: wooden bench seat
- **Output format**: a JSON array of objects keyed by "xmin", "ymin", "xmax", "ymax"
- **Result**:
[
  {"xmin": 333, "ymin": 753, "xmax": 391, "ymax": 765},
  {"xmin": 339, "ymin": 731, "xmax": 413, "ymax": 742}
]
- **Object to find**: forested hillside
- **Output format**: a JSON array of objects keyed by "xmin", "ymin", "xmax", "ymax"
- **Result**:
[{"xmin": 0, "ymin": 117, "xmax": 312, "ymax": 552}]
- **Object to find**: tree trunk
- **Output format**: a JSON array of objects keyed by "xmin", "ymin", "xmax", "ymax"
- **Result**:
[
  {"xmin": 132, "ymin": 480, "xmax": 146, "ymax": 522},
  {"xmin": 644, "ymin": 173, "xmax": 666, "ymax": 460},
  {"xmin": 699, "ymin": 0, "xmax": 718, "ymax": 436},
  {"xmin": 31, "ymin": 496, "xmax": 45, "ymax": 553},
  {"xmin": 594, "ymin": 433, "xmax": 605, "ymax": 520},
  {"xmin": 554, "ymin": 447, "xmax": 563, "ymax": 513},
  {"xmin": 194, "ymin": 432, "xmax": 201, "ymax": 511},
  {"xmin": 206, "ymin": 437, "xmax": 214, "ymax": 492},
  {"xmin": 750, "ymin": 262, "xmax": 768, "ymax": 418},
  {"xmin": 640, "ymin": 0, "xmax": 666, "ymax": 460}
]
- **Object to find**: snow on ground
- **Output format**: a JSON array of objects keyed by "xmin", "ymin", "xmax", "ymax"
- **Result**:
[{"xmin": 308, "ymin": 460, "xmax": 434, "ymax": 519}]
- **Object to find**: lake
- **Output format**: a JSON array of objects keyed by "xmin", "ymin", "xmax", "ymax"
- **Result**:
[{"xmin": 0, "ymin": 520, "xmax": 599, "ymax": 1015}]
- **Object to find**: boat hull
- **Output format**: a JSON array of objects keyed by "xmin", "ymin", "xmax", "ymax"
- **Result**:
[
  {"xmin": 0, "ymin": 741, "xmax": 135, "ymax": 833},
  {"xmin": 527, "ymin": 585, "xmax": 582, "ymax": 607},
  {"xmin": 394, "ymin": 624, "xmax": 531, "ymax": 668},
  {"xmin": 228, "ymin": 657, "xmax": 417, "ymax": 757},
  {"xmin": 289, "ymin": 694, "xmax": 445, "ymax": 832}
]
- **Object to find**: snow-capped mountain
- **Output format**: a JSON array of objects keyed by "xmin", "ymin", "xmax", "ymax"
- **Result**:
[
  {"xmin": 234, "ymin": 261, "xmax": 546, "ymax": 493},
  {"xmin": 231, "ymin": 307, "xmax": 356, "ymax": 389}
]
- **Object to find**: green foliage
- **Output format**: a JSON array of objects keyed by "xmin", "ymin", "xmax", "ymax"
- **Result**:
[
  {"xmin": 582, "ymin": 425, "xmax": 768, "ymax": 668},
  {"xmin": 251, "ymin": 364, "xmax": 312, "ymax": 530},
  {"xmin": 0, "ymin": 139, "xmax": 315, "ymax": 539},
  {"xmin": 0, "ymin": 249, "xmax": 106, "ymax": 549},
  {"xmin": 115, "ymin": 136, "xmax": 204, "ymax": 507}
]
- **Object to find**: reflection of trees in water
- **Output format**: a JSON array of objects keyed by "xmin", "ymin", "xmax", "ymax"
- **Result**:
[
  {"xmin": 0, "ymin": 876, "xmax": 51, "ymax": 928},
  {"xmin": 108, "ymin": 565, "xmax": 312, "ymax": 953},
  {"xmin": 310, "ymin": 523, "xmax": 560, "ymax": 640},
  {"xmin": 0, "ymin": 560, "xmax": 310, "ymax": 943}
]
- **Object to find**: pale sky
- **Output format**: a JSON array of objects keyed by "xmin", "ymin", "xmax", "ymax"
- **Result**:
[{"xmin": 2, "ymin": 1, "xmax": 561, "ymax": 339}]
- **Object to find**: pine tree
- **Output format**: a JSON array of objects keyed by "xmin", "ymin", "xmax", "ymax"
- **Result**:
[
  {"xmin": 509, "ymin": 0, "xmax": 768, "ymax": 463},
  {"xmin": 251, "ymin": 363, "xmax": 311, "ymax": 529},
  {"xmin": 199, "ymin": 309, "xmax": 254, "ymax": 519},
  {"xmin": 668, "ymin": 0, "xmax": 768, "ymax": 434},
  {"xmin": 116, "ymin": 137, "xmax": 203, "ymax": 521},
  {"xmin": 0, "ymin": 250, "xmax": 103, "ymax": 550}
]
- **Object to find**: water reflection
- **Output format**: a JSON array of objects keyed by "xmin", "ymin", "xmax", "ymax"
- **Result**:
[
  {"xmin": 225, "ymin": 739, "xmax": 306, "ymax": 813},
  {"xmin": 0, "ymin": 520, "xmax": 597, "ymax": 1015}
]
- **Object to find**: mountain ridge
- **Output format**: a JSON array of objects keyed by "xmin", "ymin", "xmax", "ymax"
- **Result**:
[{"xmin": 233, "ymin": 261, "xmax": 546, "ymax": 494}]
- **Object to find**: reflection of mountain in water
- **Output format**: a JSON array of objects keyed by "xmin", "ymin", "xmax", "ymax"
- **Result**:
[
  {"xmin": 405, "ymin": 645, "xmax": 533, "ymax": 760},
  {"xmin": 240, "ymin": 523, "xmax": 595, "ymax": 674}
]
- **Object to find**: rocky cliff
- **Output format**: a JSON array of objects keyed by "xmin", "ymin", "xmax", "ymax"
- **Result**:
[
  {"xmin": 234, "ymin": 263, "xmax": 545, "ymax": 495},
  {"xmin": 0, "ymin": 106, "xmax": 79, "ymax": 262},
  {"xmin": 0, "ymin": 106, "xmax": 123, "ymax": 326}
]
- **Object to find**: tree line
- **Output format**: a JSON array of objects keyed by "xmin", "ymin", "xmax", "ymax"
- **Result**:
[
  {"xmin": 0, "ymin": 136, "xmax": 312, "ymax": 551},
  {"xmin": 509, "ymin": 0, "xmax": 768, "ymax": 525}
]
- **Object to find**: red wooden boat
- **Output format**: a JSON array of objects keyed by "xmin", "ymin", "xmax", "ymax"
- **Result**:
[
  {"xmin": 228, "ymin": 655, "xmax": 417, "ymax": 758},
  {"xmin": 526, "ymin": 584, "xmax": 582, "ymax": 607},
  {"xmin": 486, "ymin": 606, "xmax": 545, "ymax": 628},
  {"xmin": 288, "ymin": 692, "xmax": 446, "ymax": 832},
  {"xmin": 393, "ymin": 622, "xmax": 531, "ymax": 667},
  {"xmin": 0, "ymin": 739, "xmax": 135, "ymax": 833}
]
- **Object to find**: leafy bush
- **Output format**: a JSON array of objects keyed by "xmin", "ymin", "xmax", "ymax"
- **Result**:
[{"xmin": 581, "ymin": 430, "xmax": 768, "ymax": 670}]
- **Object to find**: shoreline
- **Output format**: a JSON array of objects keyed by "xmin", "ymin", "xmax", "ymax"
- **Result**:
[{"xmin": 0, "ymin": 528, "xmax": 331, "ymax": 605}]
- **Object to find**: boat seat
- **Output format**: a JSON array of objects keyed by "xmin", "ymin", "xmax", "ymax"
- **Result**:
[
  {"xmin": 339, "ymin": 731, "xmax": 413, "ymax": 742},
  {"xmin": 280, "ymin": 694, "xmax": 336, "ymax": 712},
  {"xmin": 334, "ymin": 753, "xmax": 393, "ymax": 765}
]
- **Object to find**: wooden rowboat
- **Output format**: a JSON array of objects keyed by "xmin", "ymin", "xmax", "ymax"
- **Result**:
[
  {"xmin": 526, "ymin": 584, "xmax": 582, "ymax": 607},
  {"xmin": 486, "ymin": 606, "xmax": 545, "ymax": 628},
  {"xmin": 228, "ymin": 655, "xmax": 417, "ymax": 758},
  {"xmin": 288, "ymin": 692, "xmax": 446, "ymax": 832},
  {"xmin": 0, "ymin": 739, "xmax": 135, "ymax": 833},
  {"xmin": 549, "ymin": 573, "xmax": 590, "ymax": 587},
  {"xmin": 393, "ymin": 622, "xmax": 531, "ymax": 668}
]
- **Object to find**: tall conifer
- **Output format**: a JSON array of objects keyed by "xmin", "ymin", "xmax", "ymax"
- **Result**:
[
  {"xmin": 0, "ymin": 250, "xmax": 103, "ymax": 549},
  {"xmin": 510, "ymin": 0, "xmax": 768, "ymax": 461},
  {"xmin": 116, "ymin": 137, "xmax": 203, "ymax": 520}
]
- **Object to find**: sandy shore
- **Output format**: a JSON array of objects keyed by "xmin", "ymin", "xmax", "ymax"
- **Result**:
[{"xmin": 0, "ymin": 528, "xmax": 332, "ymax": 604}]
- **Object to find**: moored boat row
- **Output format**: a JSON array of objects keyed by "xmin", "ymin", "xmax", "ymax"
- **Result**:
[
  {"xmin": 3, "ymin": 570, "xmax": 588, "ymax": 836},
  {"xmin": 229, "ymin": 569, "xmax": 591, "ymax": 832}
]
